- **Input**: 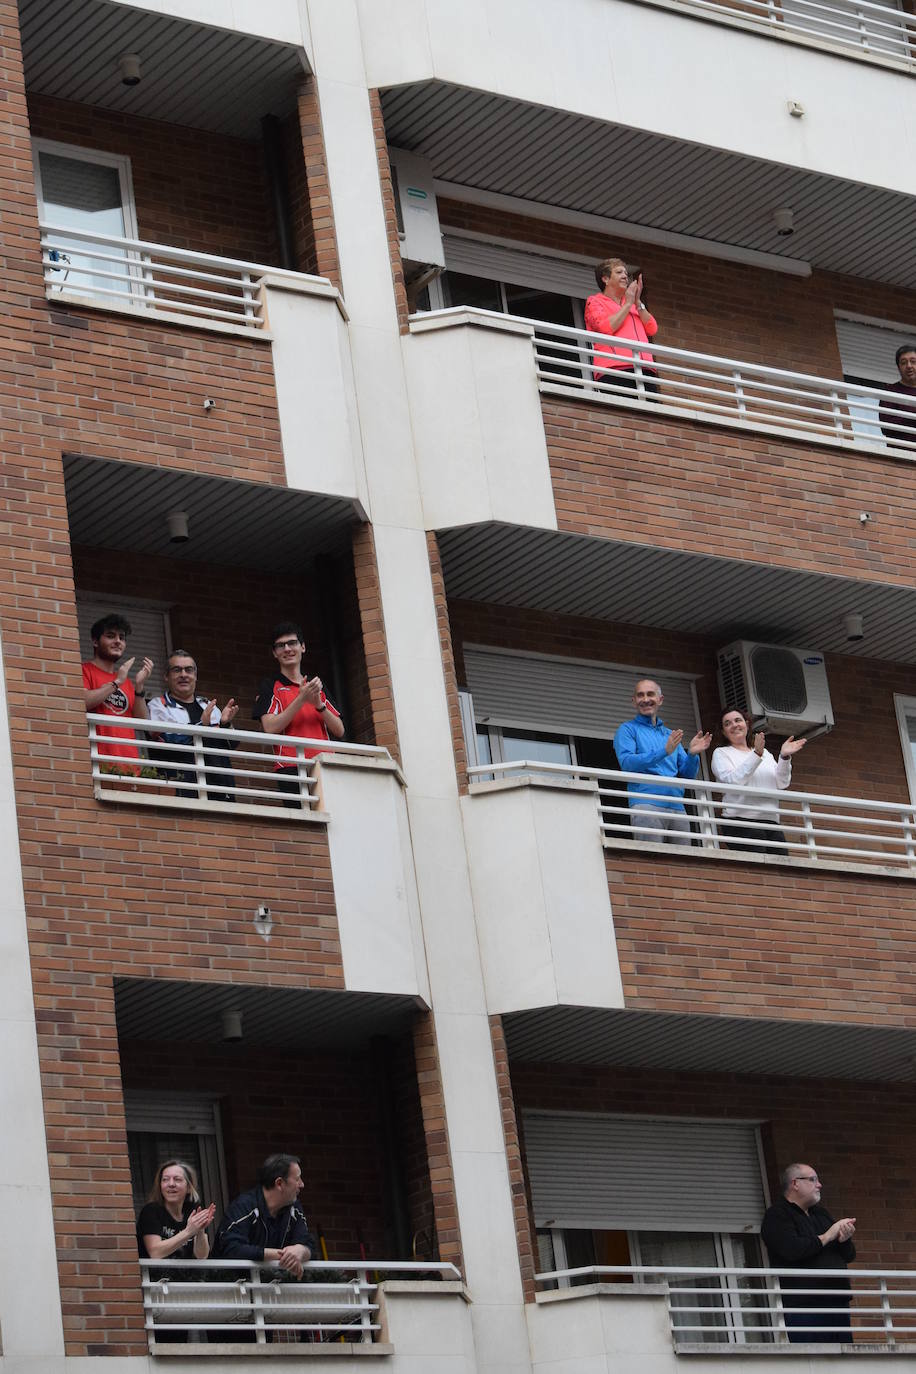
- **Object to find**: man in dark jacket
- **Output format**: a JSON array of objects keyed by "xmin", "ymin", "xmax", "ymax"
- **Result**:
[
  {"xmin": 761, "ymin": 1163, "xmax": 856, "ymax": 1343},
  {"xmin": 214, "ymin": 1153, "xmax": 316, "ymax": 1278}
]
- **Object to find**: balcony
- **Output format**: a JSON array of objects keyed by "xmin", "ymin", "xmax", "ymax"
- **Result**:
[
  {"xmin": 529, "ymin": 1265, "xmax": 916, "ymax": 1364},
  {"xmin": 651, "ymin": 0, "xmax": 916, "ymax": 71},
  {"xmin": 141, "ymin": 1257, "xmax": 463, "ymax": 1351}
]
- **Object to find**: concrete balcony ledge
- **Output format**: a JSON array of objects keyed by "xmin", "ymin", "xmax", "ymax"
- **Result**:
[
  {"xmin": 536, "ymin": 1281, "xmax": 667, "ymax": 1302},
  {"xmin": 469, "ymin": 772, "xmax": 598, "ymax": 798},
  {"xmin": 674, "ymin": 1344, "xmax": 916, "ymax": 1356},
  {"xmin": 313, "ymin": 750, "xmax": 406, "ymax": 788},
  {"xmin": 153, "ymin": 1344, "xmax": 393, "ymax": 1357},
  {"xmin": 604, "ymin": 835, "xmax": 916, "ymax": 881},
  {"xmin": 378, "ymin": 1279, "xmax": 471, "ymax": 1300},
  {"xmin": 407, "ymin": 305, "xmax": 534, "ymax": 338}
]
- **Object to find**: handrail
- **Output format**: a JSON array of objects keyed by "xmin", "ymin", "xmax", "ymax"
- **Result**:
[
  {"xmin": 413, "ymin": 306, "xmax": 916, "ymax": 460},
  {"xmin": 39, "ymin": 222, "xmax": 334, "ymax": 332},
  {"xmin": 87, "ymin": 714, "xmax": 390, "ymax": 816},
  {"xmin": 648, "ymin": 0, "xmax": 916, "ymax": 67},
  {"xmin": 525, "ymin": 314, "xmax": 916, "ymax": 459},
  {"xmin": 535, "ymin": 1264, "xmax": 916, "ymax": 1348},
  {"xmin": 468, "ymin": 759, "xmax": 916, "ymax": 868},
  {"xmin": 140, "ymin": 1257, "xmax": 460, "ymax": 1345}
]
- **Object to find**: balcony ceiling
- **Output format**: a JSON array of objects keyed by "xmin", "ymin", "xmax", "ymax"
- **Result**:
[
  {"xmin": 19, "ymin": 0, "xmax": 304, "ymax": 138},
  {"xmin": 438, "ymin": 522, "xmax": 916, "ymax": 664},
  {"xmin": 115, "ymin": 977, "xmax": 423, "ymax": 1050},
  {"xmin": 64, "ymin": 454, "xmax": 361, "ymax": 570},
  {"xmin": 381, "ymin": 81, "xmax": 916, "ymax": 290},
  {"xmin": 504, "ymin": 1005, "xmax": 916, "ymax": 1083}
]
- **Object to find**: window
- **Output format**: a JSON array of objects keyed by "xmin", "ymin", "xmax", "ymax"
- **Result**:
[
  {"xmin": 835, "ymin": 313, "xmax": 916, "ymax": 447},
  {"xmin": 125, "ymin": 1091, "xmax": 228, "ymax": 1219},
  {"xmin": 77, "ymin": 593, "xmax": 172, "ymax": 701},
  {"xmin": 33, "ymin": 139, "xmax": 139, "ymax": 301},
  {"xmin": 894, "ymin": 695, "xmax": 916, "ymax": 807}
]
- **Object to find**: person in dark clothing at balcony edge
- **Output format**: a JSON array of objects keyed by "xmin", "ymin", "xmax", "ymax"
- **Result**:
[
  {"xmin": 584, "ymin": 257, "xmax": 659, "ymax": 395},
  {"xmin": 761, "ymin": 1164, "xmax": 856, "ymax": 1344},
  {"xmin": 214, "ymin": 1153, "xmax": 316, "ymax": 1276},
  {"xmin": 253, "ymin": 622, "xmax": 344, "ymax": 806},
  {"xmin": 614, "ymin": 679, "xmax": 712, "ymax": 846},
  {"xmin": 879, "ymin": 343, "xmax": 916, "ymax": 448},
  {"xmin": 147, "ymin": 648, "xmax": 239, "ymax": 801},
  {"xmin": 82, "ymin": 612, "xmax": 153, "ymax": 775},
  {"xmin": 137, "ymin": 1159, "xmax": 216, "ymax": 1343}
]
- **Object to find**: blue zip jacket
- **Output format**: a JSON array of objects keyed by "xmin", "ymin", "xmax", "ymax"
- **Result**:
[{"xmin": 613, "ymin": 712, "xmax": 699, "ymax": 811}]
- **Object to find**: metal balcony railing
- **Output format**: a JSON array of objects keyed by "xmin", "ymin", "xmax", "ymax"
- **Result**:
[
  {"xmin": 654, "ymin": 0, "xmax": 916, "ymax": 66},
  {"xmin": 40, "ymin": 223, "xmax": 284, "ymax": 331},
  {"xmin": 528, "ymin": 321, "xmax": 916, "ymax": 459},
  {"xmin": 535, "ymin": 1264, "xmax": 916, "ymax": 1349},
  {"xmin": 468, "ymin": 760, "xmax": 916, "ymax": 869},
  {"xmin": 141, "ymin": 1258, "xmax": 461, "ymax": 1345},
  {"xmin": 88, "ymin": 714, "xmax": 390, "ymax": 818}
]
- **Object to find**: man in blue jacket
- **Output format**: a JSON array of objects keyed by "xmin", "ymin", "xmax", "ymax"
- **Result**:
[
  {"xmin": 614, "ymin": 679, "xmax": 711, "ymax": 844},
  {"xmin": 214, "ymin": 1153, "xmax": 316, "ymax": 1278}
]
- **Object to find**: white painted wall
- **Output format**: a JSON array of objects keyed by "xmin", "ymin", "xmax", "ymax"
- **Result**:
[
  {"xmin": 357, "ymin": 0, "xmax": 916, "ymax": 198},
  {"xmin": 107, "ymin": 0, "xmax": 310, "ymax": 49},
  {"xmin": 316, "ymin": 755, "xmax": 430, "ymax": 1001},
  {"xmin": 0, "ymin": 637, "xmax": 67, "ymax": 1368},
  {"xmin": 462, "ymin": 779, "xmax": 624, "ymax": 1015},
  {"xmin": 262, "ymin": 277, "xmax": 369, "ymax": 511},
  {"xmin": 403, "ymin": 311, "xmax": 558, "ymax": 533},
  {"xmin": 378, "ymin": 1282, "xmax": 476, "ymax": 1372}
]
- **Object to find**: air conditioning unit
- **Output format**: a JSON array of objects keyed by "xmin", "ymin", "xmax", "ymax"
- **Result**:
[
  {"xmin": 388, "ymin": 147, "xmax": 445, "ymax": 274},
  {"xmin": 716, "ymin": 640, "xmax": 834, "ymax": 738}
]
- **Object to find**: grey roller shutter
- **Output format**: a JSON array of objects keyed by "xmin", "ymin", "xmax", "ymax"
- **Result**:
[
  {"xmin": 835, "ymin": 316, "xmax": 916, "ymax": 384},
  {"xmin": 442, "ymin": 234, "xmax": 595, "ymax": 301},
  {"xmin": 464, "ymin": 646, "xmax": 701, "ymax": 740},
  {"xmin": 124, "ymin": 1091, "xmax": 219, "ymax": 1135},
  {"xmin": 77, "ymin": 595, "xmax": 171, "ymax": 697},
  {"xmin": 524, "ymin": 1111, "xmax": 765, "ymax": 1233}
]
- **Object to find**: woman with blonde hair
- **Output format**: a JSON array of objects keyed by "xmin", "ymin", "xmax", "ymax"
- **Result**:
[{"xmin": 137, "ymin": 1159, "xmax": 216, "ymax": 1341}]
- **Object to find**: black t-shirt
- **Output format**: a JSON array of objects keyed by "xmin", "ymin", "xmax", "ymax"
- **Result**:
[{"xmin": 137, "ymin": 1200, "xmax": 194, "ymax": 1261}]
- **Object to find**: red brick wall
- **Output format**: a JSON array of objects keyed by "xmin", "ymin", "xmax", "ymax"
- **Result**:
[
  {"xmin": 371, "ymin": 89, "xmax": 410, "ymax": 332},
  {"xmin": 411, "ymin": 1014, "xmax": 463, "ymax": 1269},
  {"xmin": 30, "ymin": 96, "xmax": 277, "ymax": 265},
  {"xmin": 544, "ymin": 397, "xmax": 912, "ymax": 586},
  {"xmin": 296, "ymin": 77, "xmax": 341, "ymax": 289},
  {"xmin": 491, "ymin": 1016, "xmax": 537, "ymax": 1300},
  {"xmin": 351, "ymin": 524, "xmax": 401, "ymax": 759},
  {"xmin": 511, "ymin": 1061, "xmax": 916, "ymax": 1270}
]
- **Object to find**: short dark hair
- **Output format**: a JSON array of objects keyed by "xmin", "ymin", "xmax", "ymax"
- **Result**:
[
  {"xmin": 90, "ymin": 613, "xmax": 132, "ymax": 642},
  {"xmin": 167, "ymin": 649, "xmax": 197, "ymax": 671},
  {"xmin": 895, "ymin": 343, "xmax": 916, "ymax": 366},
  {"xmin": 594, "ymin": 256, "xmax": 626, "ymax": 290},
  {"xmin": 270, "ymin": 621, "xmax": 304, "ymax": 647},
  {"xmin": 258, "ymin": 1153, "xmax": 300, "ymax": 1190}
]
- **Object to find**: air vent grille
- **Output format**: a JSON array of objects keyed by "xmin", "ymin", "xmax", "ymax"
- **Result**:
[{"xmin": 750, "ymin": 646, "xmax": 807, "ymax": 715}]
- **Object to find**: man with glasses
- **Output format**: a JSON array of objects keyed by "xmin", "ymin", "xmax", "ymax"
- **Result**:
[
  {"xmin": 253, "ymin": 622, "xmax": 344, "ymax": 806},
  {"xmin": 761, "ymin": 1164, "xmax": 856, "ymax": 1343},
  {"xmin": 148, "ymin": 650, "xmax": 239, "ymax": 801}
]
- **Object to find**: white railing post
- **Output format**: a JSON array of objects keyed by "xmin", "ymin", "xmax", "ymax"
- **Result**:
[
  {"xmin": 772, "ymin": 1275, "xmax": 788, "ymax": 1345},
  {"xmin": 250, "ymin": 1269, "xmax": 267, "ymax": 1344},
  {"xmin": 695, "ymin": 780, "xmax": 719, "ymax": 849},
  {"xmin": 879, "ymin": 1275, "xmax": 895, "ymax": 1346},
  {"xmin": 800, "ymin": 798, "xmax": 818, "ymax": 858},
  {"xmin": 732, "ymin": 369, "xmax": 747, "ymax": 418},
  {"xmin": 192, "ymin": 726, "xmax": 207, "ymax": 801},
  {"xmin": 296, "ymin": 741, "xmax": 310, "ymax": 808},
  {"xmin": 633, "ymin": 350, "xmax": 646, "ymax": 401},
  {"xmin": 241, "ymin": 271, "xmax": 256, "ymax": 322},
  {"xmin": 357, "ymin": 1268, "xmax": 373, "ymax": 1343},
  {"xmin": 829, "ymin": 389, "xmax": 846, "ymax": 441}
]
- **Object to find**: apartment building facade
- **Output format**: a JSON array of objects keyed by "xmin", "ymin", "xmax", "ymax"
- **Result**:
[{"xmin": 2, "ymin": 0, "xmax": 916, "ymax": 1370}]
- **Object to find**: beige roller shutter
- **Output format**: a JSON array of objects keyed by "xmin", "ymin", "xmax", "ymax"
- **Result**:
[
  {"xmin": 463, "ymin": 645, "xmax": 701, "ymax": 740},
  {"xmin": 442, "ymin": 234, "xmax": 595, "ymax": 301},
  {"xmin": 524, "ymin": 1110, "xmax": 765, "ymax": 1233}
]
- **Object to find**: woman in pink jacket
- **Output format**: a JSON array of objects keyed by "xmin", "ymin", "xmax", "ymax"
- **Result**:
[{"xmin": 584, "ymin": 257, "xmax": 659, "ymax": 395}]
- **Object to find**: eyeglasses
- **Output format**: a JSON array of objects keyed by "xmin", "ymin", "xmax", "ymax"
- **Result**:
[
  {"xmin": 273, "ymin": 638, "xmax": 302, "ymax": 651},
  {"xmin": 168, "ymin": 666, "xmax": 196, "ymax": 674},
  {"xmin": 794, "ymin": 1175, "xmax": 821, "ymax": 1184}
]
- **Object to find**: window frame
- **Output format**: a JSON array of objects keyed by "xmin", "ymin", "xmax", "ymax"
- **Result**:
[
  {"xmin": 893, "ymin": 694, "xmax": 916, "ymax": 808},
  {"xmin": 32, "ymin": 137, "xmax": 139, "ymax": 239}
]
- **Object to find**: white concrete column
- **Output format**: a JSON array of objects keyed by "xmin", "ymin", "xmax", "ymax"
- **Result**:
[
  {"xmin": 0, "ymin": 635, "xmax": 67, "ymax": 1367},
  {"xmin": 305, "ymin": 4, "xmax": 533, "ymax": 1370}
]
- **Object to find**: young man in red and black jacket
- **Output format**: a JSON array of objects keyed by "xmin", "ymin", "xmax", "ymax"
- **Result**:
[{"xmin": 253, "ymin": 622, "xmax": 344, "ymax": 805}]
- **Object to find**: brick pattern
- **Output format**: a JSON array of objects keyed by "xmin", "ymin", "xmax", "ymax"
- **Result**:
[
  {"xmin": 296, "ymin": 76, "xmax": 342, "ymax": 290},
  {"xmin": 351, "ymin": 524, "xmax": 401, "ymax": 759},
  {"xmin": 544, "ymin": 396, "xmax": 915, "ymax": 586},
  {"xmin": 30, "ymin": 95, "xmax": 277, "ymax": 264},
  {"xmin": 490, "ymin": 1015, "xmax": 537, "ymax": 1300},
  {"xmin": 411, "ymin": 1013, "xmax": 463, "ymax": 1270},
  {"xmin": 512, "ymin": 1061, "xmax": 916, "ymax": 1270},
  {"xmin": 427, "ymin": 533, "xmax": 468, "ymax": 788},
  {"xmin": 607, "ymin": 852, "xmax": 916, "ymax": 1026},
  {"xmin": 370, "ymin": 89, "xmax": 410, "ymax": 332}
]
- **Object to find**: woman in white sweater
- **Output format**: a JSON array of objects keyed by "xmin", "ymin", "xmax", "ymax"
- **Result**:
[{"xmin": 711, "ymin": 708, "xmax": 806, "ymax": 856}]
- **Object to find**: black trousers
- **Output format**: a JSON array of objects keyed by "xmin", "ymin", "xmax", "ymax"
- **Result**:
[
  {"xmin": 720, "ymin": 821, "xmax": 788, "ymax": 857},
  {"xmin": 596, "ymin": 367, "xmax": 660, "ymax": 397}
]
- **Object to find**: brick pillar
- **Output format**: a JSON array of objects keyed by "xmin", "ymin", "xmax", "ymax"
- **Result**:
[
  {"xmin": 296, "ymin": 75, "xmax": 342, "ymax": 290},
  {"xmin": 369, "ymin": 88, "xmax": 410, "ymax": 333},
  {"xmin": 351, "ymin": 523, "xmax": 401, "ymax": 760},
  {"xmin": 490, "ymin": 1016, "xmax": 538, "ymax": 1301},
  {"xmin": 412, "ymin": 1013, "xmax": 463, "ymax": 1271},
  {"xmin": 426, "ymin": 532, "xmax": 468, "ymax": 789}
]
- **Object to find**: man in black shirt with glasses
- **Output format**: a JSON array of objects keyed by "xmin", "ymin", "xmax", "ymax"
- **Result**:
[{"xmin": 761, "ymin": 1163, "xmax": 856, "ymax": 1343}]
